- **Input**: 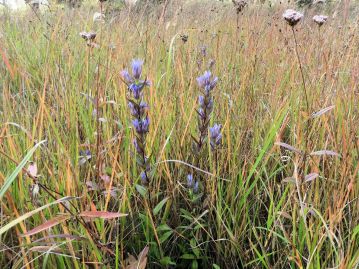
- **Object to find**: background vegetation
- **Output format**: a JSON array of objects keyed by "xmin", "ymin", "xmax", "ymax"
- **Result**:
[{"xmin": 0, "ymin": 1, "xmax": 358, "ymax": 268}]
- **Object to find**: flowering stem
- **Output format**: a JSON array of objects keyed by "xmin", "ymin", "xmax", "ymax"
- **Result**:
[
  {"xmin": 291, "ymin": 28, "xmax": 312, "ymax": 183},
  {"xmin": 291, "ymin": 27, "xmax": 309, "ymax": 112}
]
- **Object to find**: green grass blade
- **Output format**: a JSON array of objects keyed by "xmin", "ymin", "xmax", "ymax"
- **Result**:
[{"xmin": 0, "ymin": 140, "xmax": 46, "ymax": 200}]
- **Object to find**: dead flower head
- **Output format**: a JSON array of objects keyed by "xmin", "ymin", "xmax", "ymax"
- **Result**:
[
  {"xmin": 283, "ymin": 9, "xmax": 303, "ymax": 27},
  {"xmin": 232, "ymin": 0, "xmax": 247, "ymax": 14},
  {"xmin": 79, "ymin": 31, "xmax": 97, "ymax": 41},
  {"xmin": 313, "ymin": 15, "xmax": 328, "ymax": 26}
]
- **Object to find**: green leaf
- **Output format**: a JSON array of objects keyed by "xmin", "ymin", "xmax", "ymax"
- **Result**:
[
  {"xmin": 159, "ymin": 231, "xmax": 173, "ymax": 243},
  {"xmin": 153, "ymin": 197, "xmax": 169, "ymax": 216},
  {"xmin": 213, "ymin": 264, "xmax": 220, "ymax": 269},
  {"xmin": 157, "ymin": 224, "xmax": 172, "ymax": 232},
  {"xmin": 0, "ymin": 140, "xmax": 46, "ymax": 200},
  {"xmin": 190, "ymin": 239, "xmax": 200, "ymax": 258},
  {"xmin": 352, "ymin": 224, "xmax": 359, "ymax": 240},
  {"xmin": 180, "ymin": 254, "xmax": 196, "ymax": 259},
  {"xmin": 135, "ymin": 184, "xmax": 147, "ymax": 198},
  {"xmin": 160, "ymin": 256, "xmax": 176, "ymax": 266}
]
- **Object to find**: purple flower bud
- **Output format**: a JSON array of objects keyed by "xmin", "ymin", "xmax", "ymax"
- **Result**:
[
  {"xmin": 198, "ymin": 96, "xmax": 213, "ymax": 114},
  {"xmin": 198, "ymin": 108, "xmax": 205, "ymax": 118},
  {"xmin": 132, "ymin": 119, "xmax": 141, "ymax": 133},
  {"xmin": 200, "ymin": 45, "xmax": 207, "ymax": 57},
  {"xmin": 120, "ymin": 69, "xmax": 134, "ymax": 84},
  {"xmin": 139, "ymin": 101, "xmax": 149, "ymax": 113},
  {"xmin": 133, "ymin": 138, "xmax": 142, "ymax": 154},
  {"xmin": 187, "ymin": 174, "xmax": 194, "ymax": 188},
  {"xmin": 198, "ymin": 95, "xmax": 205, "ymax": 107},
  {"xmin": 128, "ymin": 102, "xmax": 137, "ymax": 117},
  {"xmin": 197, "ymin": 71, "xmax": 218, "ymax": 92},
  {"xmin": 197, "ymin": 71, "xmax": 211, "ymax": 88},
  {"xmin": 193, "ymin": 181, "xmax": 199, "ymax": 193},
  {"xmin": 129, "ymin": 83, "xmax": 143, "ymax": 99},
  {"xmin": 142, "ymin": 117, "xmax": 150, "ymax": 133},
  {"xmin": 140, "ymin": 171, "xmax": 148, "ymax": 184},
  {"xmin": 131, "ymin": 59, "xmax": 143, "ymax": 80},
  {"xmin": 207, "ymin": 97, "xmax": 214, "ymax": 112},
  {"xmin": 128, "ymin": 101, "xmax": 148, "ymax": 118},
  {"xmin": 209, "ymin": 124, "xmax": 222, "ymax": 148},
  {"xmin": 132, "ymin": 117, "xmax": 150, "ymax": 134}
]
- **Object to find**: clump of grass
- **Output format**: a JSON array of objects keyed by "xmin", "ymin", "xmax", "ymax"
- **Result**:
[{"xmin": 0, "ymin": 2, "xmax": 358, "ymax": 269}]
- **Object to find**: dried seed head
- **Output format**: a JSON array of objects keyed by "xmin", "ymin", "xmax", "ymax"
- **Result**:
[
  {"xmin": 232, "ymin": 0, "xmax": 247, "ymax": 14},
  {"xmin": 313, "ymin": 15, "xmax": 328, "ymax": 26},
  {"xmin": 283, "ymin": 9, "xmax": 303, "ymax": 27},
  {"xmin": 180, "ymin": 34, "xmax": 188, "ymax": 43},
  {"xmin": 79, "ymin": 31, "xmax": 97, "ymax": 41}
]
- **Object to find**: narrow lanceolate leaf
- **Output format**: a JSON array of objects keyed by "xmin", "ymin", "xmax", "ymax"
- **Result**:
[
  {"xmin": 0, "ymin": 196, "xmax": 75, "ymax": 236},
  {"xmin": 135, "ymin": 184, "xmax": 147, "ymax": 198},
  {"xmin": 33, "ymin": 234, "xmax": 86, "ymax": 243},
  {"xmin": 311, "ymin": 105, "xmax": 335, "ymax": 118},
  {"xmin": 0, "ymin": 140, "xmax": 46, "ymax": 200},
  {"xmin": 305, "ymin": 173, "xmax": 319, "ymax": 182},
  {"xmin": 30, "ymin": 245, "xmax": 63, "ymax": 254},
  {"xmin": 29, "ymin": 245, "xmax": 79, "ymax": 258},
  {"xmin": 78, "ymin": 211, "xmax": 127, "ymax": 219},
  {"xmin": 153, "ymin": 197, "xmax": 169, "ymax": 216},
  {"xmin": 275, "ymin": 142, "xmax": 302, "ymax": 154},
  {"xmin": 310, "ymin": 150, "xmax": 341, "ymax": 158},
  {"xmin": 282, "ymin": 177, "xmax": 296, "ymax": 183},
  {"xmin": 21, "ymin": 215, "xmax": 71, "ymax": 237}
]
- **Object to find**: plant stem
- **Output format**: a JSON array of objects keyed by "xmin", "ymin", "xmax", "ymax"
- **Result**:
[{"xmin": 291, "ymin": 27, "xmax": 309, "ymax": 112}]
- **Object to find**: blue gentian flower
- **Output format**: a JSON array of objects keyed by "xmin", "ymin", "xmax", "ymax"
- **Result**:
[
  {"xmin": 187, "ymin": 174, "xmax": 194, "ymax": 188},
  {"xmin": 132, "ymin": 117, "xmax": 150, "ymax": 134},
  {"xmin": 193, "ymin": 181, "xmax": 199, "ymax": 193},
  {"xmin": 196, "ymin": 71, "xmax": 218, "ymax": 93},
  {"xmin": 209, "ymin": 124, "xmax": 222, "ymax": 148},
  {"xmin": 120, "ymin": 69, "xmax": 134, "ymax": 84},
  {"xmin": 131, "ymin": 59, "xmax": 143, "ymax": 80},
  {"xmin": 140, "ymin": 171, "xmax": 148, "ymax": 184}
]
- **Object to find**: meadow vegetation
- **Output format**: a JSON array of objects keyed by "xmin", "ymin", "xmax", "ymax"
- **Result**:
[{"xmin": 0, "ymin": 1, "xmax": 358, "ymax": 268}]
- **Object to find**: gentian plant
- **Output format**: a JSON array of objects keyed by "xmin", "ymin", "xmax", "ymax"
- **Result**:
[
  {"xmin": 121, "ymin": 59, "xmax": 151, "ymax": 185},
  {"xmin": 188, "ymin": 70, "xmax": 222, "ymax": 195}
]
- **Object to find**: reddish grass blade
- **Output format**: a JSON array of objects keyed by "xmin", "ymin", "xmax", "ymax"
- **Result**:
[
  {"xmin": 275, "ymin": 142, "xmax": 302, "ymax": 154},
  {"xmin": 305, "ymin": 173, "xmax": 319, "ymax": 182},
  {"xmin": 29, "ymin": 246, "xmax": 63, "ymax": 254},
  {"xmin": 0, "ymin": 47, "xmax": 14, "ymax": 79},
  {"xmin": 310, "ymin": 150, "xmax": 341, "ymax": 157},
  {"xmin": 21, "ymin": 215, "xmax": 71, "ymax": 237},
  {"xmin": 78, "ymin": 211, "xmax": 127, "ymax": 219},
  {"xmin": 311, "ymin": 105, "xmax": 335, "ymax": 118},
  {"xmin": 282, "ymin": 177, "xmax": 296, "ymax": 183},
  {"xmin": 33, "ymin": 234, "xmax": 86, "ymax": 243}
]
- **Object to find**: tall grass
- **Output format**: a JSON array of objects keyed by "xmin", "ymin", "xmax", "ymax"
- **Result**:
[{"xmin": 0, "ymin": 2, "xmax": 358, "ymax": 268}]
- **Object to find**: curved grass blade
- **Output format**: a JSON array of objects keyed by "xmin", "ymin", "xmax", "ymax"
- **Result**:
[
  {"xmin": 310, "ymin": 150, "xmax": 341, "ymax": 158},
  {"xmin": 0, "ymin": 196, "xmax": 75, "ymax": 236},
  {"xmin": 311, "ymin": 105, "xmax": 335, "ymax": 118},
  {"xmin": 78, "ymin": 211, "xmax": 127, "ymax": 219},
  {"xmin": 21, "ymin": 215, "xmax": 71, "ymax": 237}
]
